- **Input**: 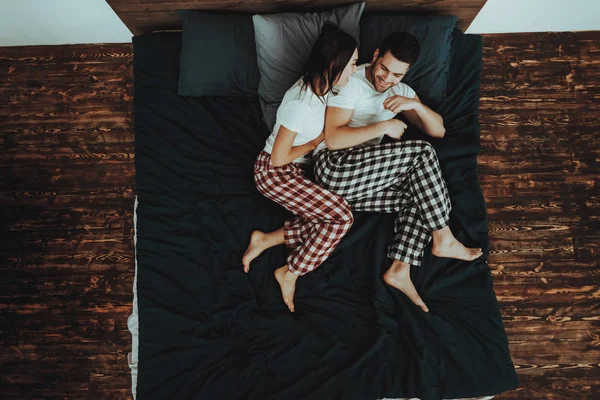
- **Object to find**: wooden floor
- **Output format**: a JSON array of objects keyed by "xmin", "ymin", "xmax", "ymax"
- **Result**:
[{"xmin": 1, "ymin": 31, "xmax": 598, "ymax": 399}]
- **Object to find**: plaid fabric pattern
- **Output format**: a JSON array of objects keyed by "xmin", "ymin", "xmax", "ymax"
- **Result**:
[
  {"xmin": 314, "ymin": 140, "xmax": 451, "ymax": 266},
  {"xmin": 283, "ymin": 217, "xmax": 312, "ymax": 249},
  {"xmin": 254, "ymin": 151, "xmax": 354, "ymax": 275}
]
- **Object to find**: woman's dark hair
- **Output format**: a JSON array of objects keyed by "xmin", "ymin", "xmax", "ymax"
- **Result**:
[
  {"xmin": 301, "ymin": 22, "xmax": 357, "ymax": 100},
  {"xmin": 378, "ymin": 32, "xmax": 420, "ymax": 65}
]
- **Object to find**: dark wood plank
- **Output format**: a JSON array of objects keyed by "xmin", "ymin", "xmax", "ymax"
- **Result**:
[
  {"xmin": 1, "ymin": 30, "xmax": 599, "ymax": 399},
  {"xmin": 479, "ymin": 31, "xmax": 600, "ymax": 399},
  {"xmin": 104, "ymin": 0, "xmax": 487, "ymax": 35},
  {"xmin": 1, "ymin": 43, "xmax": 135, "ymax": 399}
]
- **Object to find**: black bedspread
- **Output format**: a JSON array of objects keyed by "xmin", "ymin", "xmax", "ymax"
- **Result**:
[{"xmin": 133, "ymin": 31, "xmax": 518, "ymax": 400}]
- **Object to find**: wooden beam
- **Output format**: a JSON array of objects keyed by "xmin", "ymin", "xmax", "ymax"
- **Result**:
[{"xmin": 105, "ymin": 0, "xmax": 487, "ymax": 36}]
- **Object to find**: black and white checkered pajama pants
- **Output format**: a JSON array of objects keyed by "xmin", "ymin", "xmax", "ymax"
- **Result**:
[{"xmin": 314, "ymin": 140, "xmax": 451, "ymax": 266}]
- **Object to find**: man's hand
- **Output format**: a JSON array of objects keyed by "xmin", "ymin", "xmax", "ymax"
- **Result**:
[
  {"xmin": 383, "ymin": 95, "xmax": 421, "ymax": 114},
  {"xmin": 383, "ymin": 119, "xmax": 407, "ymax": 140}
]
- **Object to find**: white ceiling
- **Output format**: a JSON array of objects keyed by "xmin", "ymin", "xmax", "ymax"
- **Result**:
[
  {"xmin": 0, "ymin": 0, "xmax": 598, "ymax": 47},
  {"xmin": 0, "ymin": 0, "xmax": 132, "ymax": 47},
  {"xmin": 466, "ymin": 0, "xmax": 600, "ymax": 34}
]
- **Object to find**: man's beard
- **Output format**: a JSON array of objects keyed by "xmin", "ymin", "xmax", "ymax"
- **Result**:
[{"xmin": 369, "ymin": 65, "xmax": 388, "ymax": 93}]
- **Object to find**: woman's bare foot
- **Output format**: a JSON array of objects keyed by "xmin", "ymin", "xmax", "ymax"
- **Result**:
[
  {"xmin": 432, "ymin": 226, "xmax": 482, "ymax": 261},
  {"xmin": 242, "ymin": 230, "xmax": 268, "ymax": 273},
  {"xmin": 274, "ymin": 265, "xmax": 298, "ymax": 312},
  {"xmin": 242, "ymin": 228, "xmax": 285, "ymax": 273},
  {"xmin": 383, "ymin": 261, "xmax": 429, "ymax": 312}
]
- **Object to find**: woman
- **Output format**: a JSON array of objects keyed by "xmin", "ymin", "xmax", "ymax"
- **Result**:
[{"xmin": 243, "ymin": 23, "xmax": 359, "ymax": 313}]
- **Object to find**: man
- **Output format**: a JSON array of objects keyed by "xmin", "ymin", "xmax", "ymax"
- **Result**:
[{"xmin": 314, "ymin": 32, "xmax": 482, "ymax": 313}]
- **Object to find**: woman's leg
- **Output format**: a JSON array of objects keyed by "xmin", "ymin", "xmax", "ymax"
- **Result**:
[
  {"xmin": 242, "ymin": 217, "xmax": 315, "ymax": 273},
  {"xmin": 242, "ymin": 226, "xmax": 285, "ymax": 273},
  {"xmin": 254, "ymin": 162, "xmax": 354, "ymax": 312},
  {"xmin": 243, "ymin": 153, "xmax": 313, "ymax": 272},
  {"xmin": 283, "ymin": 217, "xmax": 313, "ymax": 249}
]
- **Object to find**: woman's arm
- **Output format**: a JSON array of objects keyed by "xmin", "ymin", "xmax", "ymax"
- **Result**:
[{"xmin": 270, "ymin": 126, "xmax": 323, "ymax": 167}]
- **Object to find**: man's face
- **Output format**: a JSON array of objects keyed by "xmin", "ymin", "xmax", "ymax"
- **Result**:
[{"xmin": 369, "ymin": 49, "xmax": 410, "ymax": 93}]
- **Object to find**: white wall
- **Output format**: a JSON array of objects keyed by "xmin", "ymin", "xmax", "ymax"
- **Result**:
[
  {"xmin": 0, "ymin": 0, "xmax": 132, "ymax": 47},
  {"xmin": 0, "ymin": 0, "xmax": 598, "ymax": 47},
  {"xmin": 466, "ymin": 0, "xmax": 600, "ymax": 34}
]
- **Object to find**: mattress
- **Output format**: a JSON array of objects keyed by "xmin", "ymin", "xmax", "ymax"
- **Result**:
[{"xmin": 128, "ymin": 30, "xmax": 518, "ymax": 400}]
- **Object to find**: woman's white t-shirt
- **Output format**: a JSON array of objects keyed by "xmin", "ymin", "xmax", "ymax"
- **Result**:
[{"xmin": 263, "ymin": 79, "xmax": 329, "ymax": 164}]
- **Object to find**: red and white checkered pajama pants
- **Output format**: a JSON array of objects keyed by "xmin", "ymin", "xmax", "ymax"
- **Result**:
[{"xmin": 254, "ymin": 151, "xmax": 354, "ymax": 275}]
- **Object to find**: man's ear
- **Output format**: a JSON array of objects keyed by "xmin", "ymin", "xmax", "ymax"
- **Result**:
[{"xmin": 372, "ymin": 48, "xmax": 379, "ymax": 63}]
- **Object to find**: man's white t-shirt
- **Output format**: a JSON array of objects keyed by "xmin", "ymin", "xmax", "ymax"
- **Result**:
[
  {"xmin": 263, "ymin": 78, "xmax": 329, "ymax": 164},
  {"xmin": 317, "ymin": 63, "xmax": 416, "ymax": 151}
]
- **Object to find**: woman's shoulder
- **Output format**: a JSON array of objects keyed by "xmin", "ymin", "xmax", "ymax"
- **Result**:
[
  {"xmin": 283, "ymin": 79, "xmax": 311, "ymax": 101},
  {"xmin": 279, "ymin": 97, "xmax": 312, "ymax": 118}
]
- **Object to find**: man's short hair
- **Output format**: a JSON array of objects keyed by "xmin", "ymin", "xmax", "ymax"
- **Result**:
[{"xmin": 378, "ymin": 32, "xmax": 420, "ymax": 65}]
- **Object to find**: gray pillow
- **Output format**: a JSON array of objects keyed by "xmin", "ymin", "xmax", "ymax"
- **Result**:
[
  {"xmin": 178, "ymin": 11, "xmax": 260, "ymax": 97},
  {"xmin": 359, "ymin": 14, "xmax": 458, "ymax": 105},
  {"xmin": 253, "ymin": 2, "xmax": 365, "ymax": 130}
]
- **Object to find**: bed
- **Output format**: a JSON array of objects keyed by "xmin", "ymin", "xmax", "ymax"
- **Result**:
[{"xmin": 127, "ymin": 23, "xmax": 519, "ymax": 399}]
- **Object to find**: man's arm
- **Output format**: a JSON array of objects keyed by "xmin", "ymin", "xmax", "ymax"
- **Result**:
[
  {"xmin": 324, "ymin": 106, "xmax": 405, "ymax": 150},
  {"xmin": 384, "ymin": 94, "xmax": 445, "ymax": 138}
]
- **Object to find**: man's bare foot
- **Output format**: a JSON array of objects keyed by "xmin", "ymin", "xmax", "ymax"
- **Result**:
[
  {"xmin": 431, "ymin": 227, "xmax": 482, "ymax": 261},
  {"xmin": 242, "ymin": 230, "xmax": 269, "ymax": 273},
  {"xmin": 383, "ymin": 261, "xmax": 429, "ymax": 312},
  {"xmin": 432, "ymin": 239, "xmax": 482, "ymax": 261},
  {"xmin": 274, "ymin": 265, "xmax": 298, "ymax": 312}
]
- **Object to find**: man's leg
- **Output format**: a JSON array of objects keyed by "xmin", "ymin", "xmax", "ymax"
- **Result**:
[
  {"xmin": 352, "ymin": 191, "xmax": 430, "ymax": 312},
  {"xmin": 315, "ymin": 140, "xmax": 438, "ymax": 202},
  {"xmin": 316, "ymin": 141, "xmax": 482, "ymax": 261},
  {"xmin": 351, "ymin": 188, "xmax": 432, "ymax": 267},
  {"xmin": 402, "ymin": 141, "xmax": 482, "ymax": 261},
  {"xmin": 316, "ymin": 141, "xmax": 481, "ymax": 311}
]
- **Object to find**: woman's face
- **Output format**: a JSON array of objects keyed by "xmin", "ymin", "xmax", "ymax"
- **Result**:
[{"xmin": 334, "ymin": 48, "xmax": 359, "ymax": 87}]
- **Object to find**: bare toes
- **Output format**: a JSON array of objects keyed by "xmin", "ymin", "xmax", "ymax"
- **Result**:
[
  {"xmin": 242, "ymin": 231, "xmax": 268, "ymax": 272},
  {"xmin": 242, "ymin": 254, "xmax": 252, "ymax": 273},
  {"xmin": 409, "ymin": 294, "xmax": 429, "ymax": 313},
  {"xmin": 470, "ymin": 248, "xmax": 483, "ymax": 259},
  {"xmin": 285, "ymin": 300, "xmax": 295, "ymax": 312},
  {"xmin": 384, "ymin": 273, "xmax": 429, "ymax": 313}
]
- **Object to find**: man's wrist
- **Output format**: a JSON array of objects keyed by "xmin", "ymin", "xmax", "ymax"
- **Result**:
[
  {"xmin": 378, "ymin": 120, "xmax": 390, "ymax": 135},
  {"xmin": 412, "ymin": 100, "xmax": 425, "ymax": 112}
]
